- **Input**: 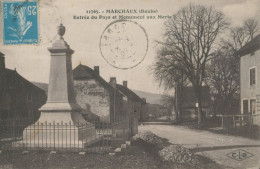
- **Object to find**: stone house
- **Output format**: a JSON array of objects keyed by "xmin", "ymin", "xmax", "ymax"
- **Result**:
[
  {"xmin": 73, "ymin": 64, "xmax": 124, "ymax": 123},
  {"xmin": 239, "ymin": 34, "xmax": 260, "ymax": 125},
  {"xmin": 0, "ymin": 52, "xmax": 47, "ymax": 122},
  {"xmin": 116, "ymin": 81, "xmax": 146, "ymax": 135}
]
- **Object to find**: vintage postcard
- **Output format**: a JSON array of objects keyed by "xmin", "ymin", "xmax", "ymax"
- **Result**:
[{"xmin": 0, "ymin": 0, "xmax": 260, "ymax": 169}]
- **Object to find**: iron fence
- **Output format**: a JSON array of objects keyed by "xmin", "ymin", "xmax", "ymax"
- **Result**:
[
  {"xmin": 0, "ymin": 117, "xmax": 130, "ymax": 152},
  {"xmin": 217, "ymin": 114, "xmax": 260, "ymax": 128}
]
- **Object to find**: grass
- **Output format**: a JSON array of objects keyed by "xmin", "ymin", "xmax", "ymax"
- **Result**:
[
  {"xmin": 0, "ymin": 147, "xmax": 159, "ymax": 169},
  {"xmin": 0, "ymin": 134, "xmax": 225, "ymax": 169}
]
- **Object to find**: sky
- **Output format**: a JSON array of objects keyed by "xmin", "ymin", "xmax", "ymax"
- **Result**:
[{"xmin": 1, "ymin": 0, "xmax": 260, "ymax": 94}]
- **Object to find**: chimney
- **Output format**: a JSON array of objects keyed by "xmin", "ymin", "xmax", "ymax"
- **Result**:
[
  {"xmin": 0, "ymin": 52, "xmax": 5, "ymax": 71},
  {"xmin": 123, "ymin": 81, "xmax": 128, "ymax": 88},
  {"xmin": 109, "ymin": 77, "xmax": 117, "ymax": 88},
  {"xmin": 94, "ymin": 66, "xmax": 99, "ymax": 75},
  {"xmin": 142, "ymin": 98, "xmax": 146, "ymax": 104}
]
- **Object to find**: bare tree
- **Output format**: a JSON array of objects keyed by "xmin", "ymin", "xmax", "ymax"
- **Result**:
[
  {"xmin": 225, "ymin": 18, "xmax": 259, "ymax": 53},
  {"xmin": 244, "ymin": 18, "xmax": 259, "ymax": 40},
  {"xmin": 154, "ymin": 4, "xmax": 228, "ymax": 125},
  {"xmin": 206, "ymin": 18, "xmax": 259, "ymax": 116},
  {"xmin": 228, "ymin": 27, "xmax": 250, "ymax": 52},
  {"xmin": 153, "ymin": 47, "xmax": 187, "ymax": 123},
  {"xmin": 206, "ymin": 45, "xmax": 240, "ymax": 115}
]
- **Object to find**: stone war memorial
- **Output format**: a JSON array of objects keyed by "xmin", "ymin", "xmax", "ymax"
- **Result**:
[{"xmin": 14, "ymin": 24, "xmax": 99, "ymax": 149}]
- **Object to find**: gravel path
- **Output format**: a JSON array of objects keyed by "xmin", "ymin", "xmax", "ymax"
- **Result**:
[{"xmin": 139, "ymin": 124, "xmax": 260, "ymax": 169}]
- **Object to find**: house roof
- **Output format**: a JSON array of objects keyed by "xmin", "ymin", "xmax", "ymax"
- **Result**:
[
  {"xmin": 0, "ymin": 52, "xmax": 4, "ymax": 57},
  {"xmin": 116, "ymin": 84, "xmax": 145, "ymax": 104},
  {"xmin": 181, "ymin": 86, "xmax": 211, "ymax": 108},
  {"xmin": 73, "ymin": 64, "xmax": 120, "ymax": 94},
  {"xmin": 0, "ymin": 68, "xmax": 45, "ymax": 94},
  {"xmin": 73, "ymin": 64, "xmax": 95, "ymax": 80},
  {"xmin": 32, "ymin": 82, "xmax": 48, "ymax": 95},
  {"xmin": 237, "ymin": 34, "xmax": 260, "ymax": 57}
]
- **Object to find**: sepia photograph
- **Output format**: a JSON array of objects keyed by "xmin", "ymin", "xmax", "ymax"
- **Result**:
[{"xmin": 0, "ymin": 0, "xmax": 260, "ymax": 168}]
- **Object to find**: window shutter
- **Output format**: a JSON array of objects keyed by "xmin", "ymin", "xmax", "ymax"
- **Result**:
[{"xmin": 250, "ymin": 68, "xmax": 256, "ymax": 85}]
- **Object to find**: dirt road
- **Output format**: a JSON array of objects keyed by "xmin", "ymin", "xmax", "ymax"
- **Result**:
[{"xmin": 139, "ymin": 125, "xmax": 260, "ymax": 169}]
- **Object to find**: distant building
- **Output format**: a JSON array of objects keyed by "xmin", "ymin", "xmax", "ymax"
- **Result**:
[
  {"xmin": 116, "ymin": 81, "xmax": 146, "ymax": 135},
  {"xmin": 180, "ymin": 86, "xmax": 212, "ymax": 120},
  {"xmin": 145, "ymin": 103, "xmax": 169, "ymax": 120},
  {"xmin": 238, "ymin": 34, "xmax": 260, "ymax": 125},
  {"xmin": 0, "ymin": 52, "xmax": 47, "ymax": 121},
  {"xmin": 73, "ymin": 64, "xmax": 124, "ymax": 123}
]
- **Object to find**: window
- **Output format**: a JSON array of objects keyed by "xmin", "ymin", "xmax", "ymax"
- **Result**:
[
  {"xmin": 250, "ymin": 99, "xmax": 256, "ymax": 114},
  {"xmin": 243, "ymin": 100, "xmax": 248, "ymax": 114},
  {"xmin": 250, "ymin": 68, "xmax": 256, "ymax": 86}
]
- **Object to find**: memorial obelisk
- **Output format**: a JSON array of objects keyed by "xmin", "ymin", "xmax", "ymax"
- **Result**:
[
  {"xmin": 38, "ymin": 24, "xmax": 84, "ymax": 123},
  {"xmin": 16, "ymin": 24, "xmax": 96, "ymax": 149}
]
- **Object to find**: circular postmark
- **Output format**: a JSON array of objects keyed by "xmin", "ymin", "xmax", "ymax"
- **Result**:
[{"xmin": 99, "ymin": 20, "xmax": 148, "ymax": 69}]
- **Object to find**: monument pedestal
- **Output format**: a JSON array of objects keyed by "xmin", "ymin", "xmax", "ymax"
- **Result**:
[
  {"xmin": 14, "ymin": 112, "xmax": 100, "ymax": 149},
  {"xmin": 14, "ymin": 24, "xmax": 101, "ymax": 149}
]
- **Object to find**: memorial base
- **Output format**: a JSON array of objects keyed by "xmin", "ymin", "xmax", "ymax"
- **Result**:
[{"xmin": 13, "ymin": 112, "xmax": 102, "ymax": 149}]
